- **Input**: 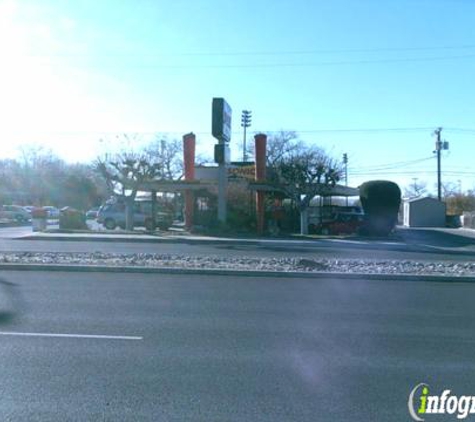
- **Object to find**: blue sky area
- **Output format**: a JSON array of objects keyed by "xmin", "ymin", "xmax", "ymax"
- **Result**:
[{"xmin": 1, "ymin": 0, "xmax": 474, "ymax": 194}]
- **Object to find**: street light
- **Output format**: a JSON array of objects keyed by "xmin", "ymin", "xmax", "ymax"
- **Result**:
[{"xmin": 241, "ymin": 110, "xmax": 252, "ymax": 162}]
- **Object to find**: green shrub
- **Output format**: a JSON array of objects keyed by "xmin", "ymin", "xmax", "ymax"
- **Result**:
[
  {"xmin": 59, "ymin": 208, "xmax": 88, "ymax": 230},
  {"xmin": 359, "ymin": 180, "xmax": 401, "ymax": 236}
]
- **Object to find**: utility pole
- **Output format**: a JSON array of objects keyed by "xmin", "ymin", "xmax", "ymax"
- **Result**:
[
  {"xmin": 434, "ymin": 127, "xmax": 442, "ymax": 201},
  {"xmin": 433, "ymin": 127, "xmax": 449, "ymax": 201},
  {"xmin": 343, "ymin": 153, "xmax": 348, "ymax": 206},
  {"xmin": 241, "ymin": 110, "xmax": 252, "ymax": 162}
]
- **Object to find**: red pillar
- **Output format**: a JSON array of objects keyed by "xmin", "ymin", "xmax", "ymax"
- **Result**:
[
  {"xmin": 183, "ymin": 133, "xmax": 196, "ymax": 230},
  {"xmin": 254, "ymin": 134, "xmax": 267, "ymax": 235}
]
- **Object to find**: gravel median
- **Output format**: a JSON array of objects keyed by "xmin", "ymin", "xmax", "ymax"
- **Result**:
[{"xmin": 0, "ymin": 252, "xmax": 474, "ymax": 276}]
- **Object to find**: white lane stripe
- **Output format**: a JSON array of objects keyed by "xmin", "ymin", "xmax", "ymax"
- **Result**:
[{"xmin": 0, "ymin": 331, "xmax": 143, "ymax": 340}]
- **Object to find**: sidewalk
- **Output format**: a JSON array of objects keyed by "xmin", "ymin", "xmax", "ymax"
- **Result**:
[
  {"xmin": 16, "ymin": 230, "xmax": 325, "ymax": 246},
  {"xmin": 11, "ymin": 228, "xmax": 421, "ymax": 254}
]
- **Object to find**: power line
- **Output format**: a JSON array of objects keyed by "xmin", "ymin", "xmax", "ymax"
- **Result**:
[
  {"xmin": 266, "ymin": 127, "xmax": 475, "ymax": 134},
  {"xmin": 353, "ymin": 156, "xmax": 436, "ymax": 172},
  {"xmin": 445, "ymin": 127, "xmax": 475, "ymax": 134},
  {"xmin": 15, "ymin": 44, "xmax": 475, "ymax": 58},
  {"xmin": 351, "ymin": 169, "xmax": 475, "ymax": 176},
  {"xmin": 294, "ymin": 127, "xmax": 433, "ymax": 134},
  {"xmin": 0, "ymin": 127, "xmax": 433, "ymax": 136},
  {"xmin": 438, "ymin": 171, "xmax": 475, "ymax": 175},
  {"xmin": 13, "ymin": 53, "xmax": 475, "ymax": 69},
  {"xmin": 164, "ymin": 53, "xmax": 475, "ymax": 68},
  {"xmin": 4, "ymin": 127, "xmax": 475, "ymax": 137}
]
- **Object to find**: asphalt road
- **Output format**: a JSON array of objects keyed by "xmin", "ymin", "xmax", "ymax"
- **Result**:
[{"xmin": 0, "ymin": 271, "xmax": 474, "ymax": 421}]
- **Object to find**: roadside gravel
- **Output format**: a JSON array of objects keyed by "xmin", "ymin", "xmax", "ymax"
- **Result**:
[{"xmin": 0, "ymin": 252, "xmax": 474, "ymax": 276}]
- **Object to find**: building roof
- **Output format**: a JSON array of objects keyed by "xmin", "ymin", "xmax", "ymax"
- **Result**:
[{"xmin": 405, "ymin": 196, "xmax": 445, "ymax": 204}]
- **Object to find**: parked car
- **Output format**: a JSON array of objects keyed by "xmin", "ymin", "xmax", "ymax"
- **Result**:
[
  {"xmin": 86, "ymin": 207, "xmax": 100, "ymax": 220},
  {"xmin": 0, "ymin": 205, "xmax": 31, "ymax": 223},
  {"xmin": 42, "ymin": 206, "xmax": 60, "ymax": 219},
  {"xmin": 309, "ymin": 212, "xmax": 365, "ymax": 235},
  {"xmin": 23, "ymin": 205, "xmax": 36, "ymax": 215},
  {"xmin": 97, "ymin": 200, "xmax": 173, "ymax": 231}
]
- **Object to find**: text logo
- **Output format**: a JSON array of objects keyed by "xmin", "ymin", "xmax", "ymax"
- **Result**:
[{"xmin": 408, "ymin": 383, "xmax": 475, "ymax": 420}]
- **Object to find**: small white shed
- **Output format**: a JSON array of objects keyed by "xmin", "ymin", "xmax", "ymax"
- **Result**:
[{"xmin": 403, "ymin": 197, "xmax": 446, "ymax": 227}]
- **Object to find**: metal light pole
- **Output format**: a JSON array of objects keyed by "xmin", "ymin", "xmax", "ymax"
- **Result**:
[{"xmin": 241, "ymin": 110, "xmax": 252, "ymax": 162}]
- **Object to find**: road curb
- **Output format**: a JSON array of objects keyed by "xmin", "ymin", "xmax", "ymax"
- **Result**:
[
  {"xmin": 15, "ymin": 235, "xmax": 296, "ymax": 246},
  {"xmin": 0, "ymin": 263, "xmax": 473, "ymax": 282},
  {"xmin": 14, "ymin": 233, "xmax": 406, "ymax": 247}
]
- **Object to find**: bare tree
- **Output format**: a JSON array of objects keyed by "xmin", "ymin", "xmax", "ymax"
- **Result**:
[
  {"xmin": 266, "ymin": 133, "xmax": 343, "ymax": 234},
  {"xmin": 195, "ymin": 152, "xmax": 214, "ymax": 167},
  {"xmin": 404, "ymin": 179, "xmax": 427, "ymax": 199},
  {"xmin": 266, "ymin": 131, "xmax": 301, "ymax": 165},
  {"xmin": 145, "ymin": 136, "xmax": 213, "ymax": 173},
  {"xmin": 144, "ymin": 137, "xmax": 183, "ymax": 180},
  {"xmin": 441, "ymin": 182, "xmax": 459, "ymax": 199},
  {"xmin": 15, "ymin": 145, "xmax": 66, "ymax": 205},
  {"xmin": 94, "ymin": 149, "xmax": 162, "ymax": 230},
  {"xmin": 245, "ymin": 131, "xmax": 300, "ymax": 165},
  {"xmin": 445, "ymin": 192, "xmax": 475, "ymax": 215},
  {"xmin": 0, "ymin": 144, "xmax": 124, "ymax": 210},
  {"xmin": 61, "ymin": 164, "xmax": 105, "ymax": 210}
]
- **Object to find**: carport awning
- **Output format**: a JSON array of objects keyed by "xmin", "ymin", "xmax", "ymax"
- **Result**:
[
  {"xmin": 134, "ymin": 180, "xmax": 359, "ymax": 197},
  {"xmin": 248, "ymin": 182, "xmax": 359, "ymax": 197},
  {"xmin": 136, "ymin": 180, "xmax": 215, "ymax": 192}
]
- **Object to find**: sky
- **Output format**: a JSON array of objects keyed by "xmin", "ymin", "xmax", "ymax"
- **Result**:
[{"xmin": 1, "ymin": 0, "xmax": 475, "ymax": 195}]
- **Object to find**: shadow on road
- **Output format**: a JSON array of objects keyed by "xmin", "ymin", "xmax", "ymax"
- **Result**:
[
  {"xmin": 0, "ymin": 277, "xmax": 24, "ymax": 325},
  {"xmin": 217, "ymin": 243, "xmax": 475, "ymax": 259},
  {"xmin": 214, "ymin": 228, "xmax": 475, "ymax": 259},
  {"xmin": 398, "ymin": 228, "xmax": 475, "ymax": 248}
]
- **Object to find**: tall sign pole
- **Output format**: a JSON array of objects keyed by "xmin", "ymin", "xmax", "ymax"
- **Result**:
[{"xmin": 212, "ymin": 98, "xmax": 232, "ymax": 223}]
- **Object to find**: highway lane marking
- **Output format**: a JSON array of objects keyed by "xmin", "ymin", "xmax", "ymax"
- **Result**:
[{"xmin": 0, "ymin": 331, "xmax": 143, "ymax": 340}]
